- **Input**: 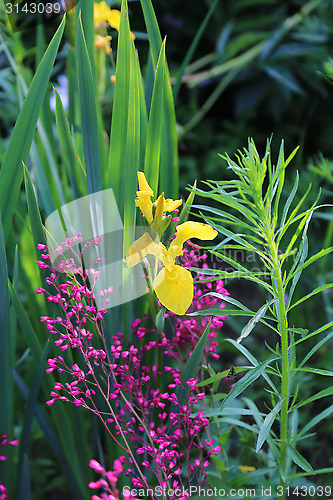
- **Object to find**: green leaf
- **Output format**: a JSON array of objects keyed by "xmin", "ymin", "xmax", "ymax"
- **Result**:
[
  {"xmin": 288, "ymin": 444, "xmax": 314, "ymax": 474},
  {"xmin": 298, "ymin": 330, "xmax": 333, "ymax": 369},
  {"xmin": 300, "ymin": 403, "xmax": 333, "ymax": 436},
  {"xmin": 279, "ymin": 171, "xmax": 299, "ymax": 232},
  {"xmin": 202, "ymin": 407, "xmax": 264, "ymax": 418},
  {"xmin": 294, "ymin": 321, "xmax": 333, "ymax": 346},
  {"xmin": 123, "ymin": 38, "xmax": 141, "ymax": 233},
  {"xmin": 139, "ymin": 0, "xmax": 162, "ymax": 67},
  {"xmin": 287, "ymin": 247, "xmax": 333, "ymax": 284},
  {"xmin": 256, "ymin": 399, "xmax": 284, "ymax": 452},
  {"xmin": 223, "ymin": 339, "xmax": 279, "ymax": 393},
  {"xmin": 197, "ymin": 366, "xmax": 250, "ymax": 387},
  {"xmin": 144, "ymin": 39, "xmax": 166, "ymax": 195},
  {"xmin": 179, "ymin": 181, "xmax": 197, "ymax": 224},
  {"xmin": 140, "ymin": 0, "xmax": 178, "ymax": 197},
  {"xmin": 77, "ymin": 12, "xmax": 101, "ymax": 194},
  {"xmin": 173, "ymin": 0, "xmax": 219, "ymax": 101},
  {"xmin": 108, "ymin": 0, "xmax": 132, "ymax": 212},
  {"xmin": 0, "ymin": 218, "xmax": 12, "ymax": 436},
  {"xmin": 54, "ymin": 89, "xmax": 81, "ymax": 199},
  {"xmin": 18, "ymin": 340, "xmax": 52, "ymax": 479},
  {"xmin": 288, "ymin": 283, "xmax": 333, "ymax": 311},
  {"xmin": 261, "ymin": 64, "xmax": 304, "ymax": 94},
  {"xmin": 292, "ymin": 386, "xmax": 333, "ymax": 411},
  {"xmin": 13, "ymin": 370, "xmax": 87, "ymax": 500},
  {"xmin": 159, "ymin": 58, "xmax": 179, "ymax": 198},
  {"xmin": 237, "ymin": 299, "xmax": 276, "ymax": 343},
  {"xmin": 217, "ymin": 417, "xmax": 260, "ymax": 434},
  {"xmin": 17, "ymin": 455, "xmax": 30, "ymax": 500},
  {"xmin": 175, "ymin": 321, "xmax": 211, "ymax": 407},
  {"xmin": 0, "ymin": 16, "xmax": 65, "ymax": 238},
  {"xmin": 293, "ymin": 367, "xmax": 333, "ymax": 377},
  {"xmin": 220, "ymin": 357, "xmax": 279, "ymax": 411},
  {"xmin": 79, "ymin": 0, "xmax": 95, "ymax": 82}
]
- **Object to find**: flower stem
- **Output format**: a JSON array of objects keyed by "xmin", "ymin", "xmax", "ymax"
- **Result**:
[{"xmin": 265, "ymin": 227, "xmax": 289, "ymax": 499}]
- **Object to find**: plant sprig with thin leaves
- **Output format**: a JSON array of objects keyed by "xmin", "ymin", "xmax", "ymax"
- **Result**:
[{"xmin": 193, "ymin": 139, "xmax": 333, "ymax": 498}]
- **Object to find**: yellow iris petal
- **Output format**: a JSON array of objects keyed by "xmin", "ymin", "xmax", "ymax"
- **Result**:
[
  {"xmin": 163, "ymin": 198, "xmax": 182, "ymax": 212},
  {"xmin": 126, "ymin": 233, "xmax": 165, "ymax": 267},
  {"xmin": 136, "ymin": 191, "xmax": 153, "ymax": 224},
  {"xmin": 170, "ymin": 221, "xmax": 218, "ymax": 256},
  {"xmin": 94, "ymin": 1, "xmax": 111, "ymax": 25},
  {"xmin": 94, "ymin": 2, "xmax": 135, "ymax": 39},
  {"xmin": 107, "ymin": 9, "xmax": 121, "ymax": 31},
  {"xmin": 237, "ymin": 466, "xmax": 256, "ymax": 473},
  {"xmin": 153, "ymin": 265, "xmax": 193, "ymax": 316},
  {"xmin": 137, "ymin": 172, "xmax": 154, "ymax": 196}
]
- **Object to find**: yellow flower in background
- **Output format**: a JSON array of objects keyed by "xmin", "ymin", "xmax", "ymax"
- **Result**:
[
  {"xmin": 94, "ymin": 1, "xmax": 135, "ymax": 39},
  {"xmin": 237, "ymin": 465, "xmax": 256, "ymax": 473},
  {"xmin": 94, "ymin": 34, "xmax": 112, "ymax": 55},
  {"xmin": 126, "ymin": 221, "xmax": 217, "ymax": 315},
  {"xmin": 135, "ymin": 172, "xmax": 182, "ymax": 227}
]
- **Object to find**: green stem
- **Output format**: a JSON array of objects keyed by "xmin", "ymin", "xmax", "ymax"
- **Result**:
[
  {"xmin": 262, "ymin": 207, "xmax": 289, "ymax": 499},
  {"xmin": 264, "ymin": 247, "xmax": 288, "ymax": 500},
  {"xmin": 273, "ymin": 258, "xmax": 289, "ymax": 495}
]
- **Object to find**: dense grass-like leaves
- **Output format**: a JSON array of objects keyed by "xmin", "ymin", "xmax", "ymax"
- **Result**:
[
  {"xmin": 144, "ymin": 40, "xmax": 166, "ymax": 194},
  {"xmin": 0, "ymin": 219, "xmax": 12, "ymax": 491},
  {"xmin": 0, "ymin": 16, "xmax": 65, "ymax": 238},
  {"xmin": 54, "ymin": 90, "xmax": 82, "ymax": 199},
  {"xmin": 108, "ymin": 0, "xmax": 132, "ymax": 212},
  {"xmin": 140, "ymin": 0, "xmax": 179, "ymax": 197},
  {"xmin": 77, "ymin": 13, "xmax": 101, "ymax": 195}
]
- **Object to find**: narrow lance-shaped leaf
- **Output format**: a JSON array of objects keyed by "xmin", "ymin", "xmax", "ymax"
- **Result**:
[
  {"xmin": 220, "ymin": 357, "xmax": 279, "ymax": 411},
  {"xmin": 108, "ymin": 0, "xmax": 132, "ymax": 212},
  {"xmin": 0, "ymin": 218, "xmax": 12, "ymax": 490},
  {"xmin": 144, "ymin": 40, "xmax": 166, "ymax": 195},
  {"xmin": 13, "ymin": 370, "xmax": 88, "ymax": 500},
  {"xmin": 292, "ymin": 386, "xmax": 333, "ymax": 411},
  {"xmin": 54, "ymin": 89, "xmax": 81, "ymax": 200},
  {"xmin": 173, "ymin": 0, "xmax": 219, "ymax": 101},
  {"xmin": 159, "ymin": 57, "xmax": 179, "ymax": 198},
  {"xmin": 139, "ymin": 0, "xmax": 178, "ymax": 197},
  {"xmin": 237, "ymin": 299, "xmax": 276, "ymax": 344},
  {"xmin": 288, "ymin": 444, "xmax": 314, "ymax": 474},
  {"xmin": 18, "ymin": 340, "xmax": 52, "ymax": 479},
  {"xmin": 0, "ymin": 16, "xmax": 66, "ymax": 238},
  {"xmin": 77, "ymin": 12, "xmax": 101, "ymax": 195},
  {"xmin": 256, "ymin": 399, "xmax": 284, "ymax": 452}
]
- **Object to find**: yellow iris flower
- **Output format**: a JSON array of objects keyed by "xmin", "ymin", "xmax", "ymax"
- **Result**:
[
  {"xmin": 126, "ymin": 221, "xmax": 217, "ymax": 315},
  {"xmin": 135, "ymin": 172, "xmax": 182, "ymax": 228},
  {"xmin": 94, "ymin": 1, "xmax": 135, "ymax": 40}
]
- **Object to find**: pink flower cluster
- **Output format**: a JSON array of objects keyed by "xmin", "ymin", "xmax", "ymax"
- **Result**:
[
  {"xmin": 0, "ymin": 435, "xmax": 18, "ymax": 500},
  {"xmin": 37, "ymin": 235, "xmax": 226, "ymax": 498},
  {"xmin": 89, "ymin": 458, "xmax": 139, "ymax": 500}
]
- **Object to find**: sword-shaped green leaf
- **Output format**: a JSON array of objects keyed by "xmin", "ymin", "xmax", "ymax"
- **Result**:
[{"xmin": 0, "ymin": 16, "xmax": 65, "ymax": 238}]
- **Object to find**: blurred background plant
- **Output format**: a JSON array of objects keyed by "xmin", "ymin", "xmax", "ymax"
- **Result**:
[{"xmin": 1, "ymin": 0, "xmax": 333, "ymax": 498}]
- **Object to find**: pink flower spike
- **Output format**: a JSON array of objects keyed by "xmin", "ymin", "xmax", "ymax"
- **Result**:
[
  {"xmin": 89, "ymin": 459, "xmax": 105, "ymax": 473},
  {"xmin": 186, "ymin": 378, "xmax": 198, "ymax": 388}
]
